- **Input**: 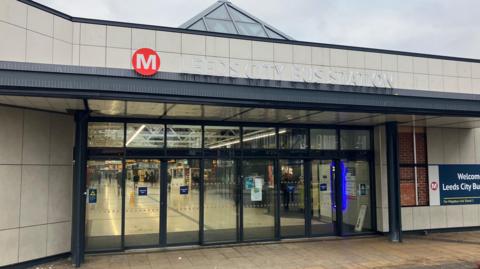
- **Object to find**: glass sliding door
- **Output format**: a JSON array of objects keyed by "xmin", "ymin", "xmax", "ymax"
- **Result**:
[
  {"xmin": 242, "ymin": 159, "xmax": 276, "ymax": 241},
  {"xmin": 311, "ymin": 160, "xmax": 335, "ymax": 236},
  {"xmin": 167, "ymin": 159, "xmax": 201, "ymax": 245},
  {"xmin": 84, "ymin": 120, "xmax": 376, "ymax": 252},
  {"xmin": 279, "ymin": 160, "xmax": 305, "ymax": 237},
  {"xmin": 124, "ymin": 159, "xmax": 161, "ymax": 247},
  {"xmin": 203, "ymin": 159, "xmax": 238, "ymax": 243},
  {"xmin": 341, "ymin": 160, "xmax": 372, "ymax": 234},
  {"xmin": 85, "ymin": 160, "xmax": 123, "ymax": 251}
]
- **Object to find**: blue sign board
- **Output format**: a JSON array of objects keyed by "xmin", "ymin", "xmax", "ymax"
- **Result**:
[
  {"xmin": 180, "ymin": 185, "xmax": 189, "ymax": 195},
  {"xmin": 88, "ymin": 189, "xmax": 97, "ymax": 203},
  {"xmin": 320, "ymin": 183, "xmax": 327, "ymax": 191},
  {"xmin": 138, "ymin": 187, "xmax": 148, "ymax": 196},
  {"xmin": 438, "ymin": 165, "xmax": 480, "ymax": 205},
  {"xmin": 287, "ymin": 184, "xmax": 296, "ymax": 193}
]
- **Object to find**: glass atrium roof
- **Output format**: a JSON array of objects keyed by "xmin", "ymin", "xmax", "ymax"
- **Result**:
[{"xmin": 179, "ymin": 1, "xmax": 293, "ymax": 40}]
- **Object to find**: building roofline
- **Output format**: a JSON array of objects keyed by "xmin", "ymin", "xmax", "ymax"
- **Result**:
[{"xmin": 17, "ymin": 0, "xmax": 480, "ymax": 64}]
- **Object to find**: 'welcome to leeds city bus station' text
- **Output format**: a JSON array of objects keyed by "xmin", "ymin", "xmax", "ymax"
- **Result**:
[{"xmin": 442, "ymin": 173, "xmax": 480, "ymax": 192}]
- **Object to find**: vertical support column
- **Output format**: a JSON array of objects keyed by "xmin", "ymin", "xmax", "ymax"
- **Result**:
[
  {"xmin": 199, "ymin": 159, "xmax": 205, "ymax": 244},
  {"xmin": 304, "ymin": 160, "xmax": 312, "ymax": 237},
  {"xmin": 274, "ymin": 158, "xmax": 281, "ymax": 240},
  {"xmin": 237, "ymin": 159, "xmax": 243, "ymax": 242},
  {"xmin": 274, "ymin": 127, "xmax": 281, "ymax": 240},
  {"xmin": 238, "ymin": 127, "xmax": 244, "ymax": 242},
  {"xmin": 199, "ymin": 126, "xmax": 205, "ymax": 244},
  {"xmin": 120, "ymin": 123, "xmax": 126, "ymax": 249},
  {"xmin": 334, "ymin": 159, "xmax": 343, "ymax": 236},
  {"xmin": 71, "ymin": 111, "xmax": 88, "ymax": 267},
  {"xmin": 160, "ymin": 161, "xmax": 168, "ymax": 246},
  {"xmin": 385, "ymin": 122, "xmax": 402, "ymax": 242}
]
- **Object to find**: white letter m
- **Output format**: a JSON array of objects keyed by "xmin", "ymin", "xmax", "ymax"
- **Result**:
[{"xmin": 136, "ymin": 54, "xmax": 156, "ymax": 69}]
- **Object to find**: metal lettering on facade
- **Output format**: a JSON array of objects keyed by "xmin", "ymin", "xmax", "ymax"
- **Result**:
[{"xmin": 184, "ymin": 56, "xmax": 394, "ymax": 88}]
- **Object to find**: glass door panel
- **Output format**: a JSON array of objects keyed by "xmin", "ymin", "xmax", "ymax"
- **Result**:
[
  {"xmin": 167, "ymin": 159, "xmax": 200, "ymax": 244},
  {"xmin": 85, "ymin": 160, "xmax": 123, "ymax": 251},
  {"xmin": 341, "ymin": 160, "xmax": 372, "ymax": 234},
  {"xmin": 242, "ymin": 159, "xmax": 275, "ymax": 241},
  {"xmin": 279, "ymin": 160, "xmax": 305, "ymax": 237},
  {"xmin": 204, "ymin": 159, "xmax": 238, "ymax": 243},
  {"xmin": 124, "ymin": 159, "xmax": 161, "ymax": 247},
  {"xmin": 311, "ymin": 160, "xmax": 336, "ymax": 236}
]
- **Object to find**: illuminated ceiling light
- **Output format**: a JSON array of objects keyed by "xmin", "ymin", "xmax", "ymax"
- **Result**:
[{"xmin": 126, "ymin": 124, "xmax": 146, "ymax": 146}]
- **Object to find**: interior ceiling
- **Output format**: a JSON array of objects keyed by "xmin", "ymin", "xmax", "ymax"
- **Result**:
[
  {"xmin": 0, "ymin": 95, "xmax": 84, "ymax": 113},
  {"xmin": 1, "ymin": 95, "xmax": 480, "ymax": 128}
]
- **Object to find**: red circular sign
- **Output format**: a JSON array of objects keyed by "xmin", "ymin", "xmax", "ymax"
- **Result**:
[
  {"xmin": 132, "ymin": 48, "xmax": 160, "ymax": 76},
  {"xmin": 431, "ymin": 181, "xmax": 438, "ymax": 191}
]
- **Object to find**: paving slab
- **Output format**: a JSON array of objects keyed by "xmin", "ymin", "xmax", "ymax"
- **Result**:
[{"xmin": 30, "ymin": 235, "xmax": 480, "ymax": 269}]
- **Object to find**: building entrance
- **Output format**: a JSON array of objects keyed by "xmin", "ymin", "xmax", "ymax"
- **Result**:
[
  {"xmin": 311, "ymin": 160, "xmax": 336, "ymax": 236},
  {"xmin": 124, "ymin": 159, "xmax": 161, "ymax": 247},
  {"xmin": 85, "ymin": 122, "xmax": 375, "ymax": 252}
]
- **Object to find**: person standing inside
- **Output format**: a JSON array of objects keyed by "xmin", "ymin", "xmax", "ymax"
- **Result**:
[{"xmin": 133, "ymin": 173, "xmax": 139, "ymax": 190}]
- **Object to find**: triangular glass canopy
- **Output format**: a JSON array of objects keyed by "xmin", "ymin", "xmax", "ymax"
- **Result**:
[{"xmin": 180, "ymin": 1, "xmax": 293, "ymax": 40}]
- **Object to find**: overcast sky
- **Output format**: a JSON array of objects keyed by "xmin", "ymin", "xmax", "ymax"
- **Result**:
[{"xmin": 35, "ymin": 0, "xmax": 480, "ymax": 59}]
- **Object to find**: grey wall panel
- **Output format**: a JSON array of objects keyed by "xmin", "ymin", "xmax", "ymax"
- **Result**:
[{"xmin": 0, "ymin": 105, "xmax": 74, "ymax": 267}]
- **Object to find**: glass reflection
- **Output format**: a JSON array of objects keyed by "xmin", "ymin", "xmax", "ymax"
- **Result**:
[
  {"xmin": 311, "ymin": 160, "xmax": 335, "ymax": 236},
  {"xmin": 205, "ymin": 18, "xmax": 237, "ymax": 34},
  {"xmin": 242, "ymin": 127, "xmax": 277, "ymax": 149},
  {"xmin": 88, "ymin": 122, "xmax": 124, "ymax": 148},
  {"xmin": 204, "ymin": 126, "xmax": 240, "ymax": 149},
  {"xmin": 311, "ymin": 129, "xmax": 337, "ymax": 150},
  {"xmin": 204, "ymin": 159, "xmax": 237, "ymax": 243},
  {"xmin": 126, "ymin": 124, "xmax": 164, "ymax": 148},
  {"xmin": 124, "ymin": 160, "xmax": 161, "ymax": 247},
  {"xmin": 242, "ymin": 159, "xmax": 275, "ymax": 241},
  {"xmin": 341, "ymin": 160, "xmax": 372, "ymax": 234},
  {"xmin": 85, "ymin": 160, "xmax": 123, "ymax": 251},
  {"xmin": 340, "ymin": 130, "xmax": 370, "ymax": 150},
  {"xmin": 167, "ymin": 159, "xmax": 200, "ymax": 244},
  {"xmin": 279, "ymin": 128, "xmax": 307, "ymax": 149},
  {"xmin": 280, "ymin": 160, "xmax": 305, "ymax": 237}
]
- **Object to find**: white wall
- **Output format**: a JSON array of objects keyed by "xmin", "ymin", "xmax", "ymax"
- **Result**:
[
  {"xmin": 0, "ymin": 105, "xmax": 74, "ymax": 267},
  {"xmin": 374, "ymin": 125, "xmax": 389, "ymax": 232},
  {"xmin": 1, "ymin": 0, "xmax": 480, "ymax": 94},
  {"xmin": 401, "ymin": 128, "xmax": 480, "ymax": 231}
]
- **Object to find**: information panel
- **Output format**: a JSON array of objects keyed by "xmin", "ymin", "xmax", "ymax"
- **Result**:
[{"xmin": 429, "ymin": 165, "xmax": 480, "ymax": 206}]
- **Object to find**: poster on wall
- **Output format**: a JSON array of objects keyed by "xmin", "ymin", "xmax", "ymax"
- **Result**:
[
  {"xmin": 429, "ymin": 165, "xmax": 480, "ymax": 206},
  {"xmin": 346, "ymin": 173, "xmax": 357, "ymax": 200},
  {"xmin": 251, "ymin": 187, "xmax": 262, "ymax": 201},
  {"xmin": 250, "ymin": 177, "xmax": 264, "ymax": 201},
  {"xmin": 245, "ymin": 177, "xmax": 254, "ymax": 190}
]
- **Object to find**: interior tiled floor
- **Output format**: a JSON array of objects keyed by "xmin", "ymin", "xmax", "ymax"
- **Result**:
[{"xmin": 33, "ymin": 235, "xmax": 480, "ymax": 269}]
